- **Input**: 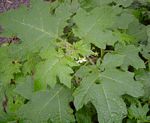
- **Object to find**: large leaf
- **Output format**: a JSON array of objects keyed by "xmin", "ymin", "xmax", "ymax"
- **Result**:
[
  {"xmin": 73, "ymin": 6, "xmax": 119, "ymax": 49},
  {"xmin": 73, "ymin": 67, "xmax": 144, "ymax": 123},
  {"xmin": 19, "ymin": 84, "xmax": 75, "ymax": 123},
  {"xmin": 0, "ymin": 0, "xmax": 72, "ymax": 53}
]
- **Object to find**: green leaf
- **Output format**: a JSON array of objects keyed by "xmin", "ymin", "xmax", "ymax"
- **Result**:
[
  {"xmin": 99, "ymin": 69, "xmax": 144, "ymax": 97},
  {"xmin": 35, "ymin": 55, "xmax": 75, "ymax": 88},
  {"xmin": 115, "ymin": 0, "xmax": 134, "ymax": 7},
  {"xmin": 136, "ymin": 70, "xmax": 150, "ymax": 99},
  {"xmin": 101, "ymin": 53, "xmax": 125, "ymax": 69},
  {"xmin": 140, "ymin": 26, "xmax": 150, "ymax": 69},
  {"xmin": 114, "ymin": 31, "xmax": 135, "ymax": 44},
  {"xmin": 76, "ymin": 105, "xmax": 93, "ymax": 123},
  {"xmin": 128, "ymin": 104, "xmax": 150, "ymax": 122},
  {"xmin": 73, "ymin": 67, "xmax": 144, "ymax": 123},
  {"xmin": 70, "ymin": 41, "xmax": 93, "ymax": 58},
  {"xmin": 22, "ymin": 53, "xmax": 41, "ymax": 74},
  {"xmin": 0, "ymin": 83, "xmax": 24, "ymax": 119},
  {"xmin": 0, "ymin": 0, "xmax": 72, "ymax": 53},
  {"xmin": 0, "ymin": 0, "xmax": 149, "ymax": 122},
  {"xmin": 141, "ymin": 43, "xmax": 150, "ymax": 61},
  {"xmin": 79, "ymin": 0, "xmax": 113, "ymax": 10},
  {"xmin": 18, "ymin": 84, "xmax": 75, "ymax": 123},
  {"xmin": 14, "ymin": 76, "xmax": 34, "ymax": 99},
  {"xmin": 126, "ymin": 119, "xmax": 136, "ymax": 123},
  {"xmin": 115, "ymin": 45, "xmax": 145, "ymax": 70},
  {"xmin": 113, "ymin": 13, "xmax": 135, "ymax": 29},
  {"xmin": 79, "ymin": 0, "xmax": 133, "ymax": 9},
  {"xmin": 127, "ymin": 20, "xmax": 147, "ymax": 43},
  {"xmin": 0, "ymin": 47, "xmax": 21, "ymax": 84},
  {"xmin": 73, "ymin": 6, "xmax": 119, "ymax": 49}
]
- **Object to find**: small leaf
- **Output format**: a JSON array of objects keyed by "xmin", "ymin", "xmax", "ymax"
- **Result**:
[{"xmin": 128, "ymin": 104, "xmax": 150, "ymax": 122}]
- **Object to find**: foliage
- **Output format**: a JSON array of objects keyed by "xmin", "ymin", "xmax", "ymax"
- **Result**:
[{"xmin": 0, "ymin": 0, "xmax": 150, "ymax": 123}]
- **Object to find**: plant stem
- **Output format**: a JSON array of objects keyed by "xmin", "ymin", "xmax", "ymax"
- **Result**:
[{"xmin": 100, "ymin": 49, "xmax": 104, "ymax": 59}]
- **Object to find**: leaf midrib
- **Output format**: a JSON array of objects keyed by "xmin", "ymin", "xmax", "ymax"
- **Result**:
[
  {"xmin": 83, "ymin": 8, "xmax": 107, "ymax": 37},
  {"xmin": 37, "ymin": 87, "xmax": 63, "ymax": 118},
  {"xmin": 12, "ymin": 19, "xmax": 52, "ymax": 37},
  {"xmin": 101, "ymin": 85, "xmax": 113, "ymax": 121}
]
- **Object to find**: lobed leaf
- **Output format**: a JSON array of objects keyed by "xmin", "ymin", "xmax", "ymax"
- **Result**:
[{"xmin": 19, "ymin": 84, "xmax": 75, "ymax": 123}]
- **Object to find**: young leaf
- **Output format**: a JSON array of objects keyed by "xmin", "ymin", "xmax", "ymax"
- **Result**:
[{"xmin": 128, "ymin": 104, "xmax": 150, "ymax": 122}]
